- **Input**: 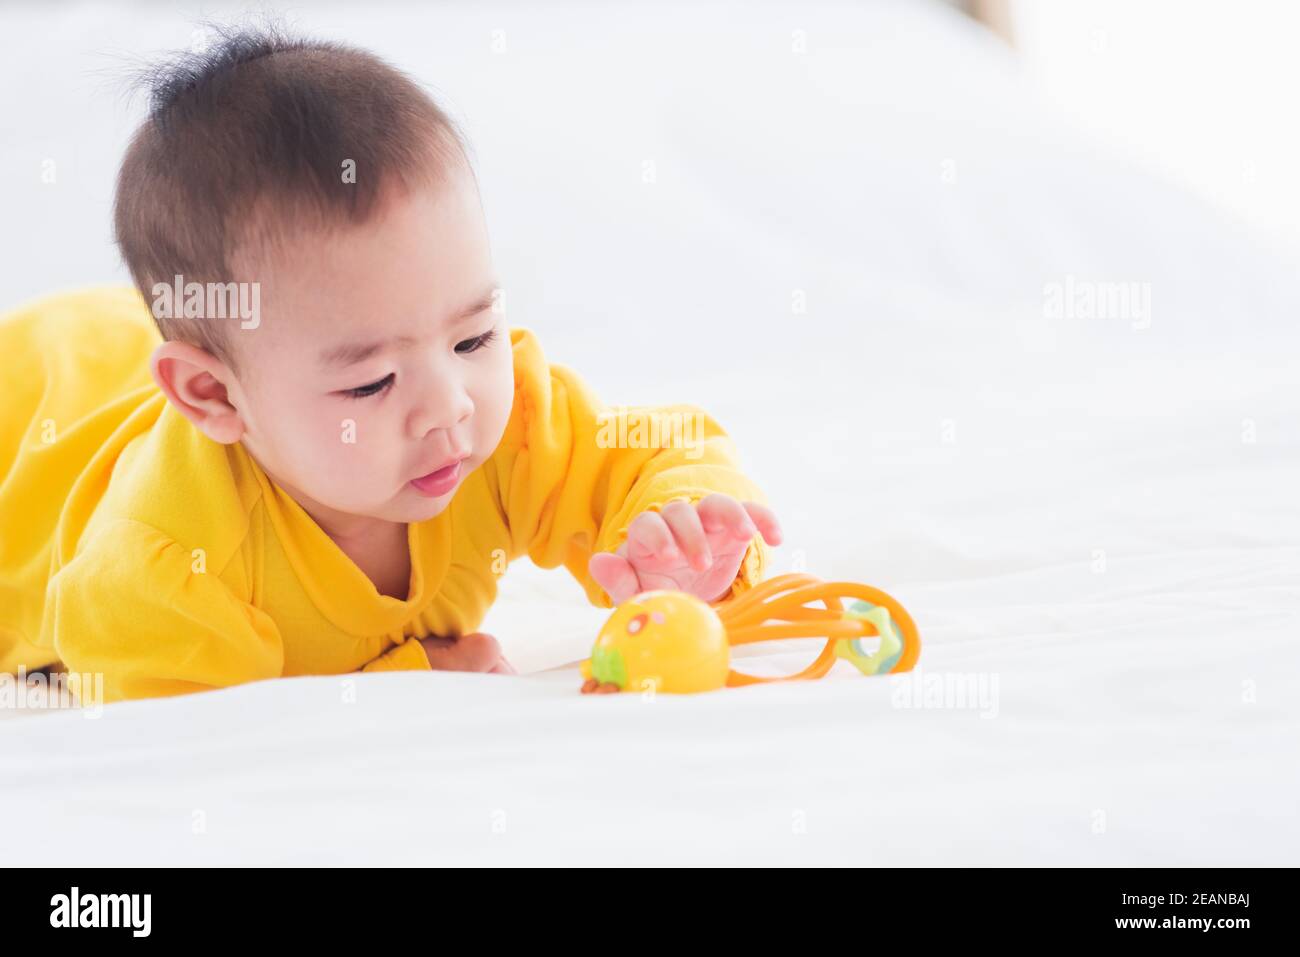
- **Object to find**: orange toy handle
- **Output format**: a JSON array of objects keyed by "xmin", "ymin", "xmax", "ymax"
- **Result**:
[{"xmin": 714, "ymin": 573, "xmax": 921, "ymax": 687}]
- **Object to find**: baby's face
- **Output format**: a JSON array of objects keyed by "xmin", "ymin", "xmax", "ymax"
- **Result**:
[{"xmin": 226, "ymin": 168, "xmax": 515, "ymax": 526}]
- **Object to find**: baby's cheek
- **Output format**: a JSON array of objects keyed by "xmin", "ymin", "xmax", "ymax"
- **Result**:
[
  {"xmin": 285, "ymin": 413, "xmax": 376, "ymax": 498},
  {"xmin": 478, "ymin": 361, "xmax": 517, "ymax": 449},
  {"xmin": 324, "ymin": 416, "xmax": 380, "ymax": 474}
]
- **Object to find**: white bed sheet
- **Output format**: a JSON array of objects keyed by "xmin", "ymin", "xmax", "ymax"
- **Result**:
[{"xmin": 1, "ymin": 0, "xmax": 1297, "ymax": 865}]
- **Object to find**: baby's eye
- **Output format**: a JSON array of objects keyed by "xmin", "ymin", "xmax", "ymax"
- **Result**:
[
  {"xmin": 455, "ymin": 328, "xmax": 499, "ymax": 355},
  {"xmin": 341, "ymin": 373, "xmax": 395, "ymax": 399}
]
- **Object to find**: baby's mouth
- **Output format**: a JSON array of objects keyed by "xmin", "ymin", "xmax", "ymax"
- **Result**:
[{"xmin": 409, "ymin": 456, "xmax": 466, "ymax": 496}]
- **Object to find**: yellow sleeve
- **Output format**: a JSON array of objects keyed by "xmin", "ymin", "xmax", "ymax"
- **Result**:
[
  {"xmin": 41, "ymin": 519, "xmax": 284, "ymax": 704},
  {"xmin": 359, "ymin": 638, "xmax": 431, "ymax": 672},
  {"xmin": 488, "ymin": 328, "xmax": 772, "ymax": 609}
]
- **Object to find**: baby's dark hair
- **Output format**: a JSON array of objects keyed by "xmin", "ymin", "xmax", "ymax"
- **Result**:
[{"xmin": 114, "ymin": 21, "xmax": 468, "ymax": 367}]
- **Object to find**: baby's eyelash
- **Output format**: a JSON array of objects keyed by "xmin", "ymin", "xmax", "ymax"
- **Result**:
[
  {"xmin": 456, "ymin": 328, "xmax": 499, "ymax": 355},
  {"xmin": 338, "ymin": 331, "xmax": 497, "ymax": 399},
  {"xmin": 342, "ymin": 373, "xmax": 395, "ymax": 399}
]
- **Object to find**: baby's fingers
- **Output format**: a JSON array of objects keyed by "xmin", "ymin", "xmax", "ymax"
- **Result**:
[
  {"xmin": 697, "ymin": 493, "xmax": 755, "ymax": 542},
  {"xmin": 420, "ymin": 632, "xmax": 504, "ymax": 673},
  {"xmin": 741, "ymin": 502, "xmax": 783, "ymax": 545},
  {"xmin": 660, "ymin": 499, "xmax": 711, "ymax": 571},
  {"xmin": 589, "ymin": 550, "xmax": 641, "ymax": 605},
  {"xmin": 622, "ymin": 509, "xmax": 680, "ymax": 563}
]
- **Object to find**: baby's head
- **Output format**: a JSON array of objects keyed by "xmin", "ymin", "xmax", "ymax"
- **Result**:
[{"xmin": 115, "ymin": 25, "xmax": 515, "ymax": 530}]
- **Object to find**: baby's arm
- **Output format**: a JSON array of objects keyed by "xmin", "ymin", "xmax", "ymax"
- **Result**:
[
  {"xmin": 42, "ymin": 519, "xmax": 283, "ymax": 704},
  {"xmin": 488, "ymin": 331, "xmax": 779, "ymax": 610}
]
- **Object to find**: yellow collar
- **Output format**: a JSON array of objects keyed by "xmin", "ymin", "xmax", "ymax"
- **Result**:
[{"xmin": 235, "ymin": 440, "xmax": 453, "ymax": 637}]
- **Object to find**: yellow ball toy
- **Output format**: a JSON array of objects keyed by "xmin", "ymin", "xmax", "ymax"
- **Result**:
[
  {"xmin": 580, "ymin": 590, "xmax": 729, "ymax": 694},
  {"xmin": 579, "ymin": 572, "xmax": 921, "ymax": 695}
]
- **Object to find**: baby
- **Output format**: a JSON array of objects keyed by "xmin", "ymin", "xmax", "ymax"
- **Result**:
[{"xmin": 0, "ymin": 26, "xmax": 781, "ymax": 704}]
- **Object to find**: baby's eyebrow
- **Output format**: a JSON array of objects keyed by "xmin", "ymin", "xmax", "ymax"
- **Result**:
[
  {"xmin": 319, "ymin": 335, "xmax": 417, "ymax": 369},
  {"xmin": 318, "ymin": 284, "xmax": 501, "ymax": 369},
  {"xmin": 454, "ymin": 285, "xmax": 501, "ymax": 321}
]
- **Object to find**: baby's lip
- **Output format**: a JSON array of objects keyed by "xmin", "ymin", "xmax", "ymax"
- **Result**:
[
  {"xmin": 415, "ymin": 454, "xmax": 467, "ymax": 479},
  {"xmin": 409, "ymin": 456, "xmax": 468, "ymax": 496}
]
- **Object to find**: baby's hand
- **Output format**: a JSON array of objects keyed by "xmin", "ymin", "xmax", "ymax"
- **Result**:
[
  {"xmin": 419, "ymin": 632, "xmax": 517, "ymax": 674},
  {"xmin": 588, "ymin": 493, "xmax": 783, "ymax": 606}
]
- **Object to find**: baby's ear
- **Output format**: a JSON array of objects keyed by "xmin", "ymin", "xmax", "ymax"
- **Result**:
[{"xmin": 150, "ymin": 340, "xmax": 244, "ymax": 444}]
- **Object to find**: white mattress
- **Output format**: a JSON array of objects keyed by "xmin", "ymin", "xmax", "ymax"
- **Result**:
[{"xmin": 2, "ymin": 0, "xmax": 1297, "ymax": 865}]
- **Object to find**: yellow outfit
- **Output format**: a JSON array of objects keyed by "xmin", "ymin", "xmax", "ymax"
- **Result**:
[{"xmin": 0, "ymin": 286, "xmax": 770, "ymax": 703}]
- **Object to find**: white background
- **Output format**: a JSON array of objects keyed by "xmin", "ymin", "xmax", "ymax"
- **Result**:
[{"xmin": 1, "ymin": 0, "xmax": 1297, "ymax": 865}]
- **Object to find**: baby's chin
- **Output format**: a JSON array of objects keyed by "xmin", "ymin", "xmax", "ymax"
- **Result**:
[
  {"xmin": 348, "ymin": 497, "xmax": 442, "ymax": 526},
  {"xmin": 366, "ymin": 482, "xmax": 459, "ymax": 524}
]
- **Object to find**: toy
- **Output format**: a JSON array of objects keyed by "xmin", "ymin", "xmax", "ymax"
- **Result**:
[{"xmin": 579, "ymin": 572, "xmax": 920, "ymax": 694}]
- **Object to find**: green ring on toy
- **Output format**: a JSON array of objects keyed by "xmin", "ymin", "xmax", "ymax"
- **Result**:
[{"xmin": 834, "ymin": 600, "xmax": 903, "ymax": 675}]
